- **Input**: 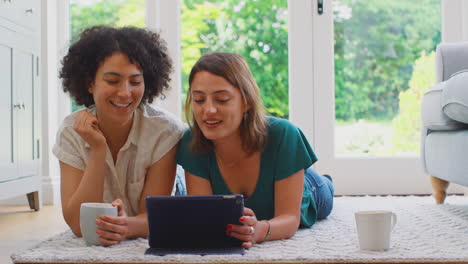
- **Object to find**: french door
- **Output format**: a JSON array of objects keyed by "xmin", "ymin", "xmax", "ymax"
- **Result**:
[{"xmin": 290, "ymin": 0, "xmax": 465, "ymax": 195}]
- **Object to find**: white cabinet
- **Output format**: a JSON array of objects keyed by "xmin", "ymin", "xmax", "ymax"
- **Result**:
[
  {"xmin": 0, "ymin": 0, "xmax": 41, "ymax": 210},
  {"xmin": 0, "ymin": 45, "xmax": 16, "ymax": 181}
]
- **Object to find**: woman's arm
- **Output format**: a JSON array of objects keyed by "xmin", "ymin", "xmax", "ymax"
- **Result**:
[
  {"xmin": 268, "ymin": 169, "xmax": 304, "ymax": 239},
  {"xmin": 60, "ymin": 147, "xmax": 107, "ymax": 237},
  {"xmin": 228, "ymin": 169, "xmax": 304, "ymax": 248},
  {"xmin": 60, "ymin": 110, "xmax": 108, "ymax": 237},
  {"xmin": 185, "ymin": 171, "xmax": 213, "ymax": 195},
  {"xmin": 95, "ymin": 145, "xmax": 178, "ymax": 246}
]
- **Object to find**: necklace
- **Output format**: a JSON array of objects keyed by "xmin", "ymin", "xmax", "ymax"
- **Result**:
[{"xmin": 215, "ymin": 152, "xmax": 247, "ymax": 168}]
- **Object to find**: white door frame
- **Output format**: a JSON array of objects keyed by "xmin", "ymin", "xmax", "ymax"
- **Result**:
[
  {"xmin": 288, "ymin": 0, "xmax": 315, "ymax": 148},
  {"xmin": 442, "ymin": 0, "xmax": 468, "ymax": 42},
  {"xmin": 146, "ymin": 0, "xmax": 181, "ymax": 118}
]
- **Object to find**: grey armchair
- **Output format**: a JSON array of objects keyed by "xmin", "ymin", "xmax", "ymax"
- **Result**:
[{"xmin": 421, "ymin": 42, "xmax": 468, "ymax": 204}]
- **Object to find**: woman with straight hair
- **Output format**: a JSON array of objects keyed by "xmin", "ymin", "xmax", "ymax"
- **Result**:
[{"xmin": 176, "ymin": 52, "xmax": 334, "ymax": 248}]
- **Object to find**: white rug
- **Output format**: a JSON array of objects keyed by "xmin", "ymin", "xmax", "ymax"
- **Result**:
[{"xmin": 11, "ymin": 195, "xmax": 468, "ymax": 263}]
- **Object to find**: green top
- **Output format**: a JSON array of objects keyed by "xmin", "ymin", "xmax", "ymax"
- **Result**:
[{"xmin": 176, "ymin": 116, "xmax": 319, "ymax": 227}]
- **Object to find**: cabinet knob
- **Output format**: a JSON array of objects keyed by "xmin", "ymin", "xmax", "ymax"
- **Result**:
[
  {"xmin": 13, "ymin": 104, "xmax": 21, "ymax": 109},
  {"xmin": 25, "ymin": 9, "xmax": 33, "ymax": 14},
  {"xmin": 22, "ymin": 103, "xmax": 25, "ymax": 110}
]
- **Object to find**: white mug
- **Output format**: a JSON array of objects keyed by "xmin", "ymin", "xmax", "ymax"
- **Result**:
[
  {"xmin": 354, "ymin": 210, "xmax": 397, "ymax": 251},
  {"xmin": 79, "ymin": 203, "xmax": 118, "ymax": 246}
]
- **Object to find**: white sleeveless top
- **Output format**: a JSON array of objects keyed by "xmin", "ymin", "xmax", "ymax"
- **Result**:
[{"xmin": 53, "ymin": 104, "xmax": 185, "ymax": 216}]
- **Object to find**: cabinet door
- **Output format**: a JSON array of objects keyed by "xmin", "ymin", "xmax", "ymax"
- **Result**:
[
  {"xmin": 0, "ymin": 0, "xmax": 40, "ymax": 33},
  {"xmin": 13, "ymin": 49, "xmax": 35, "ymax": 179},
  {"xmin": 0, "ymin": 44, "xmax": 17, "ymax": 182}
]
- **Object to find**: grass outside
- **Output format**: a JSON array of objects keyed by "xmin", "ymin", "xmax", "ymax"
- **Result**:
[{"xmin": 335, "ymin": 120, "xmax": 419, "ymax": 157}]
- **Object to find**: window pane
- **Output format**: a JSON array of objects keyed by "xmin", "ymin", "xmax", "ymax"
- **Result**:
[
  {"xmin": 181, "ymin": 0, "xmax": 289, "ymax": 118},
  {"xmin": 333, "ymin": 0, "xmax": 440, "ymax": 156},
  {"xmin": 69, "ymin": 0, "xmax": 145, "ymax": 112}
]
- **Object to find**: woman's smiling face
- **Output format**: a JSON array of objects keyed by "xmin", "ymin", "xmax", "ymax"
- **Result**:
[
  {"xmin": 88, "ymin": 52, "xmax": 144, "ymax": 125},
  {"xmin": 190, "ymin": 71, "xmax": 249, "ymax": 143}
]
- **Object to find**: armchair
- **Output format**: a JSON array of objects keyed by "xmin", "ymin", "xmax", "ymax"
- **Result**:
[{"xmin": 421, "ymin": 42, "xmax": 468, "ymax": 204}]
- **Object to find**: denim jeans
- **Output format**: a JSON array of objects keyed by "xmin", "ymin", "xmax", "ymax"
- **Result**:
[
  {"xmin": 174, "ymin": 165, "xmax": 187, "ymax": 196},
  {"xmin": 304, "ymin": 167, "xmax": 334, "ymax": 220}
]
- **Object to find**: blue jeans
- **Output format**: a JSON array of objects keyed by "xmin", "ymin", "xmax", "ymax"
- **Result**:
[
  {"xmin": 174, "ymin": 165, "xmax": 187, "ymax": 196},
  {"xmin": 304, "ymin": 167, "xmax": 334, "ymax": 220}
]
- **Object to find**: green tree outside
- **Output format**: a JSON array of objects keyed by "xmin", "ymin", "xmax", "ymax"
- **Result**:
[
  {"xmin": 391, "ymin": 51, "xmax": 435, "ymax": 154},
  {"xmin": 181, "ymin": 0, "xmax": 289, "ymax": 118},
  {"xmin": 334, "ymin": 0, "xmax": 440, "ymax": 121}
]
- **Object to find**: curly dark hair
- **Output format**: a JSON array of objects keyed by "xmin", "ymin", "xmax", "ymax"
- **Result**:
[{"xmin": 60, "ymin": 26, "xmax": 173, "ymax": 107}]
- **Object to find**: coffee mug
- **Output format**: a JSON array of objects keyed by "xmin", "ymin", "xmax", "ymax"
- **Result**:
[
  {"xmin": 80, "ymin": 203, "xmax": 118, "ymax": 246},
  {"xmin": 355, "ymin": 210, "xmax": 397, "ymax": 251}
]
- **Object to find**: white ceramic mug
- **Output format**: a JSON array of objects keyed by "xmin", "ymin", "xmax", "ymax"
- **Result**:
[
  {"xmin": 79, "ymin": 203, "xmax": 118, "ymax": 246},
  {"xmin": 354, "ymin": 210, "xmax": 397, "ymax": 251}
]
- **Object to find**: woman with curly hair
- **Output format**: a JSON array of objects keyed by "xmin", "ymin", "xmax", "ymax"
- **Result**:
[{"xmin": 53, "ymin": 26, "xmax": 185, "ymax": 245}]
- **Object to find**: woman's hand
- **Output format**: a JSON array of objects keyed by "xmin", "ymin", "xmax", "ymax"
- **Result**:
[
  {"xmin": 226, "ymin": 207, "xmax": 263, "ymax": 249},
  {"xmin": 95, "ymin": 199, "xmax": 129, "ymax": 246},
  {"xmin": 73, "ymin": 110, "xmax": 106, "ymax": 150}
]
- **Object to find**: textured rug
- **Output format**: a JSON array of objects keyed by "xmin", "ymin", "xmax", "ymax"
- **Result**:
[{"xmin": 11, "ymin": 195, "xmax": 468, "ymax": 264}]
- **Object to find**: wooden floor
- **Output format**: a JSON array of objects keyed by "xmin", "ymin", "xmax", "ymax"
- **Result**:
[{"xmin": 0, "ymin": 204, "xmax": 68, "ymax": 264}]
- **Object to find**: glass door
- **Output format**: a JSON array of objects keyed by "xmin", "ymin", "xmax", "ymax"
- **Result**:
[
  {"xmin": 180, "ymin": 0, "xmax": 289, "ymax": 119},
  {"xmin": 309, "ymin": 0, "xmax": 443, "ymax": 194}
]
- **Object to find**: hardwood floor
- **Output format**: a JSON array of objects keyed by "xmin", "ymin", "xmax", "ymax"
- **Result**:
[{"xmin": 0, "ymin": 204, "xmax": 68, "ymax": 264}]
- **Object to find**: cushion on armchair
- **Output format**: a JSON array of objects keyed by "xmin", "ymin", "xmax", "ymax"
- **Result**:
[
  {"xmin": 441, "ymin": 70, "xmax": 468, "ymax": 124},
  {"xmin": 421, "ymin": 82, "xmax": 467, "ymax": 130}
]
